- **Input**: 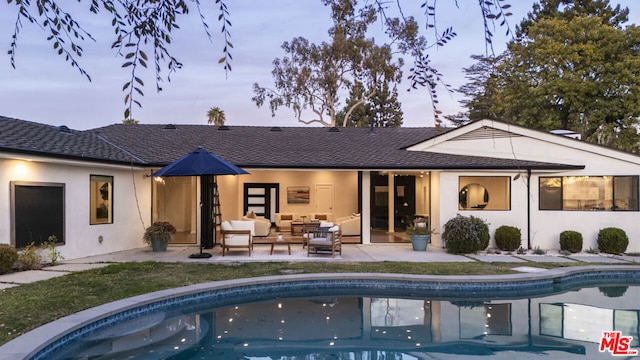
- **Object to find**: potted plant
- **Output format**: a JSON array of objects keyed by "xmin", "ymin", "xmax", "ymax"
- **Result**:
[
  {"xmin": 143, "ymin": 221, "xmax": 176, "ymax": 252},
  {"xmin": 406, "ymin": 224, "xmax": 437, "ymax": 251}
]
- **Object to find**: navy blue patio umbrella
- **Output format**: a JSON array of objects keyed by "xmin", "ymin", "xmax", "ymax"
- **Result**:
[{"xmin": 152, "ymin": 147, "xmax": 249, "ymax": 258}]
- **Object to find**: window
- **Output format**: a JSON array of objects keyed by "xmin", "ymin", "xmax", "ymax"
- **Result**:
[
  {"xmin": 539, "ymin": 176, "xmax": 639, "ymax": 211},
  {"xmin": 11, "ymin": 182, "xmax": 65, "ymax": 248},
  {"xmin": 90, "ymin": 175, "xmax": 113, "ymax": 224},
  {"xmin": 458, "ymin": 176, "xmax": 510, "ymax": 210}
]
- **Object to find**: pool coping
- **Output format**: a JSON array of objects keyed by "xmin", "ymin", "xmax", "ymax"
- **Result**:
[{"xmin": 2, "ymin": 265, "xmax": 640, "ymax": 360}]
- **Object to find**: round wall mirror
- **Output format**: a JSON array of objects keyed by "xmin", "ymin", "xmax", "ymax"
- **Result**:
[{"xmin": 459, "ymin": 183, "xmax": 489, "ymax": 210}]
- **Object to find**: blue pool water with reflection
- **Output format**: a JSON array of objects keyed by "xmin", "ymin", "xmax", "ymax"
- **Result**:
[{"xmin": 49, "ymin": 282, "xmax": 640, "ymax": 359}]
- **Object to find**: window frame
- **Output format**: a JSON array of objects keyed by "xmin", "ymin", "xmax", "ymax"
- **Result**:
[
  {"xmin": 90, "ymin": 175, "xmax": 114, "ymax": 225},
  {"xmin": 458, "ymin": 176, "xmax": 511, "ymax": 211},
  {"xmin": 538, "ymin": 175, "xmax": 639, "ymax": 211},
  {"xmin": 11, "ymin": 181, "xmax": 65, "ymax": 248}
]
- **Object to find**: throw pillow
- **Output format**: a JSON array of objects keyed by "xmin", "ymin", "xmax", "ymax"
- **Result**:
[
  {"xmin": 246, "ymin": 211, "xmax": 256, "ymax": 219},
  {"xmin": 315, "ymin": 214, "xmax": 327, "ymax": 220},
  {"xmin": 281, "ymin": 214, "xmax": 293, "ymax": 220}
]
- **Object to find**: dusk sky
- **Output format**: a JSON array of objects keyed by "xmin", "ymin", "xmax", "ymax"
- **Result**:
[{"xmin": 1, "ymin": 1, "xmax": 639, "ymax": 130}]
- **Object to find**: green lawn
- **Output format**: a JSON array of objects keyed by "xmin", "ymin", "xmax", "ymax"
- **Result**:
[{"xmin": 0, "ymin": 260, "xmax": 627, "ymax": 346}]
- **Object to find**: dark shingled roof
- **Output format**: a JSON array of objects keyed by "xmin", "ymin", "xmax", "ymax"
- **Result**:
[
  {"xmin": 90, "ymin": 123, "xmax": 583, "ymax": 170},
  {"xmin": 1, "ymin": 116, "xmax": 583, "ymax": 170},
  {"xmin": 0, "ymin": 116, "xmax": 144, "ymax": 164}
]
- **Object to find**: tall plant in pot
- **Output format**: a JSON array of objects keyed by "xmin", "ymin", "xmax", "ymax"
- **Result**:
[
  {"xmin": 143, "ymin": 221, "xmax": 176, "ymax": 252},
  {"xmin": 406, "ymin": 224, "xmax": 437, "ymax": 251}
]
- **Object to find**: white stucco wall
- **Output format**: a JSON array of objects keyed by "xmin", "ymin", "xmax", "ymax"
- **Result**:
[
  {"xmin": 1, "ymin": 157, "xmax": 151, "ymax": 260},
  {"xmin": 422, "ymin": 121, "xmax": 640, "ymax": 252},
  {"xmin": 437, "ymin": 171, "xmax": 531, "ymax": 250}
]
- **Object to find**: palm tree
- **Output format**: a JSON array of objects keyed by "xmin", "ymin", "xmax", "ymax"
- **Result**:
[{"xmin": 206, "ymin": 107, "xmax": 226, "ymax": 126}]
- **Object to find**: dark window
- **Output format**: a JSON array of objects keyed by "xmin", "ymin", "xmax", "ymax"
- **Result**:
[
  {"xmin": 11, "ymin": 182, "xmax": 65, "ymax": 248},
  {"xmin": 614, "ymin": 176, "xmax": 639, "ymax": 211}
]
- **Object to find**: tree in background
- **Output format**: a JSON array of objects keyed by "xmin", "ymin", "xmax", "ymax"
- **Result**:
[
  {"xmin": 446, "ymin": 54, "xmax": 506, "ymax": 126},
  {"xmin": 252, "ymin": 0, "xmax": 405, "ymax": 128},
  {"xmin": 458, "ymin": 0, "xmax": 640, "ymax": 152},
  {"xmin": 4, "ymin": 1, "xmax": 511, "ymax": 122},
  {"xmin": 207, "ymin": 107, "xmax": 226, "ymax": 126},
  {"xmin": 336, "ymin": 81, "xmax": 403, "ymax": 127}
]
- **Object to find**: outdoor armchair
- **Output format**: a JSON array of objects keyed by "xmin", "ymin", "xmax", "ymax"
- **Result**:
[
  {"xmin": 220, "ymin": 220, "xmax": 254, "ymax": 256},
  {"xmin": 307, "ymin": 226, "xmax": 341, "ymax": 258}
]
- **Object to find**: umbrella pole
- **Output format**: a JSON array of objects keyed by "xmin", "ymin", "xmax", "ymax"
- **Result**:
[{"xmin": 190, "ymin": 175, "xmax": 213, "ymax": 258}]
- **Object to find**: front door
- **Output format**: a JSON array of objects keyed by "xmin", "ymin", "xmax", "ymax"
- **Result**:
[{"xmin": 244, "ymin": 183, "xmax": 279, "ymax": 222}]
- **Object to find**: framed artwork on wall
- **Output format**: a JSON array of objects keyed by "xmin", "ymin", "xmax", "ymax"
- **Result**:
[{"xmin": 287, "ymin": 186, "xmax": 310, "ymax": 204}]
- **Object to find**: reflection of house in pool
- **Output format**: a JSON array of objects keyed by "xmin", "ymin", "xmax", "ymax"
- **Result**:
[
  {"xmin": 48, "ymin": 284, "xmax": 640, "ymax": 358},
  {"xmin": 207, "ymin": 286, "xmax": 639, "ymax": 357},
  {"xmin": 3, "ymin": 116, "xmax": 640, "ymax": 260}
]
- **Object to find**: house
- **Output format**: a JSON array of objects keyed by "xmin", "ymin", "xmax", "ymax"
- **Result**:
[{"xmin": 1, "ymin": 116, "xmax": 638, "ymax": 260}]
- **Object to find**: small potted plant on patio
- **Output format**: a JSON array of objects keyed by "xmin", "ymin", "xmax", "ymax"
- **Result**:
[
  {"xmin": 143, "ymin": 221, "xmax": 176, "ymax": 252},
  {"xmin": 406, "ymin": 224, "xmax": 436, "ymax": 251}
]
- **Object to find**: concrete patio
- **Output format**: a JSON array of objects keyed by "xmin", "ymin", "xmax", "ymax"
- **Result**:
[{"xmin": 1, "ymin": 242, "xmax": 638, "ymax": 289}]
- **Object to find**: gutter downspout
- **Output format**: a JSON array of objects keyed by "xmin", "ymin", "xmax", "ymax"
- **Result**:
[{"xmin": 527, "ymin": 168, "xmax": 532, "ymax": 250}]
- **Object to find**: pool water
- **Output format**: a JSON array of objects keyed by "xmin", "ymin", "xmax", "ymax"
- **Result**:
[{"xmin": 51, "ymin": 284, "xmax": 640, "ymax": 359}]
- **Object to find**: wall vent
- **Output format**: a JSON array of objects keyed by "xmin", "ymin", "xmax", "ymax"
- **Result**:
[{"xmin": 450, "ymin": 126, "xmax": 521, "ymax": 141}]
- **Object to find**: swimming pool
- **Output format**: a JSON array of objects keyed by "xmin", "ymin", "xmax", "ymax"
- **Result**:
[{"xmin": 3, "ymin": 265, "xmax": 640, "ymax": 359}]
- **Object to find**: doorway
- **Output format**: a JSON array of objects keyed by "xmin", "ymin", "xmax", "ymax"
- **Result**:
[
  {"xmin": 244, "ymin": 183, "xmax": 279, "ymax": 223},
  {"xmin": 152, "ymin": 176, "xmax": 198, "ymax": 245},
  {"xmin": 315, "ymin": 184, "xmax": 334, "ymax": 214},
  {"xmin": 370, "ymin": 172, "xmax": 417, "ymax": 231}
]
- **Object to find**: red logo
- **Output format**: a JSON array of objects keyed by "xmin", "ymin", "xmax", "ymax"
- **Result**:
[{"xmin": 599, "ymin": 331, "xmax": 638, "ymax": 356}]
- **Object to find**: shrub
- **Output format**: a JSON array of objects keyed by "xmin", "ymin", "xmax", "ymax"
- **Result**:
[
  {"xmin": 470, "ymin": 216, "xmax": 491, "ymax": 250},
  {"xmin": 494, "ymin": 225, "xmax": 521, "ymax": 252},
  {"xmin": 532, "ymin": 246, "xmax": 546, "ymax": 255},
  {"xmin": 442, "ymin": 214, "xmax": 490, "ymax": 254},
  {"xmin": 16, "ymin": 242, "xmax": 43, "ymax": 271},
  {"xmin": 597, "ymin": 227, "xmax": 629, "ymax": 255},
  {"xmin": 559, "ymin": 230, "xmax": 583, "ymax": 253},
  {"xmin": 0, "ymin": 244, "xmax": 18, "ymax": 274},
  {"xmin": 41, "ymin": 235, "xmax": 64, "ymax": 266}
]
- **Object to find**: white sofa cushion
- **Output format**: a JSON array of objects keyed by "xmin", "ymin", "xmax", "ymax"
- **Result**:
[
  {"xmin": 221, "ymin": 220, "xmax": 233, "ymax": 232},
  {"xmin": 230, "ymin": 220, "xmax": 255, "ymax": 236}
]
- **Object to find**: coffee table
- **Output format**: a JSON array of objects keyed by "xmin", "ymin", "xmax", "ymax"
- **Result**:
[{"xmin": 270, "ymin": 238, "xmax": 291, "ymax": 255}]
